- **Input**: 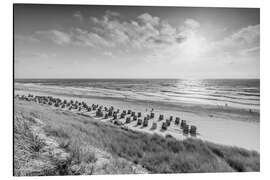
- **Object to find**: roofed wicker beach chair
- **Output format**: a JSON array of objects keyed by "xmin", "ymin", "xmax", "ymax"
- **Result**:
[
  {"xmin": 110, "ymin": 106, "xmax": 114, "ymax": 111},
  {"xmin": 169, "ymin": 116, "xmax": 173, "ymax": 121},
  {"xmin": 151, "ymin": 122, "xmax": 157, "ymax": 130},
  {"xmin": 137, "ymin": 119, "xmax": 142, "ymax": 125},
  {"xmin": 128, "ymin": 110, "xmax": 132, "ymax": 114},
  {"xmin": 183, "ymin": 125, "xmax": 189, "ymax": 135},
  {"xmin": 175, "ymin": 117, "xmax": 180, "ymax": 125},
  {"xmin": 150, "ymin": 112, "xmax": 155, "ymax": 119},
  {"xmin": 96, "ymin": 110, "xmax": 103, "ymax": 117},
  {"xmin": 143, "ymin": 118, "xmax": 149, "ymax": 127},
  {"xmin": 180, "ymin": 120, "xmax": 187, "ymax": 129},
  {"xmin": 133, "ymin": 116, "xmax": 138, "ymax": 121},
  {"xmin": 190, "ymin": 125, "xmax": 197, "ymax": 136},
  {"xmin": 126, "ymin": 117, "xmax": 131, "ymax": 123},
  {"xmin": 166, "ymin": 119, "xmax": 171, "ymax": 126},
  {"xmin": 120, "ymin": 113, "xmax": 125, "ymax": 118},
  {"xmin": 159, "ymin": 114, "xmax": 164, "ymax": 121},
  {"xmin": 131, "ymin": 111, "xmax": 135, "ymax": 117},
  {"xmin": 138, "ymin": 112, "xmax": 142, "ymax": 117},
  {"xmin": 108, "ymin": 111, "xmax": 113, "ymax": 116},
  {"xmin": 161, "ymin": 122, "xmax": 167, "ymax": 130}
]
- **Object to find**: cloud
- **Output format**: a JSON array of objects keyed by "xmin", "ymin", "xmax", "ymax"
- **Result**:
[
  {"xmin": 90, "ymin": 12, "xmax": 191, "ymax": 49},
  {"xmin": 73, "ymin": 11, "xmax": 83, "ymax": 22},
  {"xmin": 69, "ymin": 28, "xmax": 113, "ymax": 47},
  {"xmin": 16, "ymin": 9, "xmax": 259, "ymax": 67},
  {"xmin": 103, "ymin": 51, "xmax": 113, "ymax": 57},
  {"xmin": 15, "ymin": 34, "xmax": 39, "ymax": 43},
  {"xmin": 35, "ymin": 30, "xmax": 71, "ymax": 45},
  {"xmin": 146, "ymin": 24, "xmax": 259, "ymax": 65},
  {"xmin": 138, "ymin": 13, "xmax": 160, "ymax": 26},
  {"xmin": 15, "ymin": 51, "xmax": 56, "ymax": 60},
  {"xmin": 240, "ymin": 46, "xmax": 260, "ymax": 55},
  {"xmin": 211, "ymin": 24, "xmax": 260, "ymax": 57},
  {"xmin": 184, "ymin": 19, "xmax": 200, "ymax": 29},
  {"xmin": 105, "ymin": 10, "xmax": 120, "ymax": 17},
  {"xmin": 21, "ymin": 11, "xmax": 201, "ymax": 52},
  {"xmin": 221, "ymin": 24, "xmax": 259, "ymax": 48},
  {"xmin": 31, "ymin": 28, "xmax": 111, "ymax": 48}
]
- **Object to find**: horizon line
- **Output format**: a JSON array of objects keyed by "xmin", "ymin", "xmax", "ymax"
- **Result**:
[{"xmin": 14, "ymin": 77, "xmax": 260, "ymax": 80}]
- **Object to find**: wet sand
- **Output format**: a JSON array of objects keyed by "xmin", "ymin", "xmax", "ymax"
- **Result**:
[{"xmin": 14, "ymin": 83, "xmax": 260, "ymax": 151}]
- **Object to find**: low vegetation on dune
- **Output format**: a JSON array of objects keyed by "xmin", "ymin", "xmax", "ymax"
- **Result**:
[
  {"xmin": 14, "ymin": 113, "xmax": 55, "ymax": 176},
  {"xmin": 14, "ymin": 100, "xmax": 260, "ymax": 176}
]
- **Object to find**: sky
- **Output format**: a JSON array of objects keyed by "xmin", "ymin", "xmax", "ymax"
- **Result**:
[{"xmin": 14, "ymin": 4, "xmax": 260, "ymax": 79}]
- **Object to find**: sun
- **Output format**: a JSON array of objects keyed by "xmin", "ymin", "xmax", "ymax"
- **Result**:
[{"xmin": 182, "ymin": 33, "xmax": 204, "ymax": 57}]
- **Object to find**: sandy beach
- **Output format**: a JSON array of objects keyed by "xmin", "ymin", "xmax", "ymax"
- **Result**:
[{"xmin": 15, "ymin": 83, "xmax": 260, "ymax": 152}]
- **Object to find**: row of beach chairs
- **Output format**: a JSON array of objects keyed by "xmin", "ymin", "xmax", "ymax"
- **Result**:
[{"xmin": 15, "ymin": 94, "xmax": 197, "ymax": 136}]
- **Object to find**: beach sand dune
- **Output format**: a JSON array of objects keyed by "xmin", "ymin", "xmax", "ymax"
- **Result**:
[{"xmin": 14, "ymin": 84, "xmax": 260, "ymax": 152}]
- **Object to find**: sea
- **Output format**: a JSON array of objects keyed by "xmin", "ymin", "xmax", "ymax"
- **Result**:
[{"xmin": 15, "ymin": 79, "xmax": 260, "ymax": 110}]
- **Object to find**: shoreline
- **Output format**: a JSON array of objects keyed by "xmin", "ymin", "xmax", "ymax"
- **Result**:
[
  {"xmin": 15, "ymin": 83, "xmax": 260, "ymax": 122},
  {"xmin": 14, "ymin": 84, "xmax": 260, "ymax": 152}
]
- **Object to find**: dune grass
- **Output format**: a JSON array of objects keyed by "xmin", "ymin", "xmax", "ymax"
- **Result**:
[
  {"xmin": 14, "ymin": 100, "xmax": 260, "ymax": 175},
  {"xmin": 14, "ymin": 113, "xmax": 55, "ymax": 176}
]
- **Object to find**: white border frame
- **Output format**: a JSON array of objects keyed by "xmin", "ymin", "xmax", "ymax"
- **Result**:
[{"xmin": 1, "ymin": 0, "xmax": 269, "ymax": 179}]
